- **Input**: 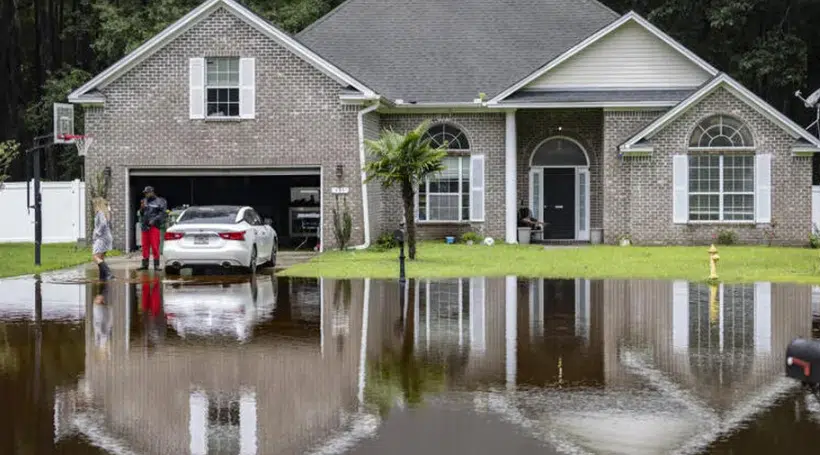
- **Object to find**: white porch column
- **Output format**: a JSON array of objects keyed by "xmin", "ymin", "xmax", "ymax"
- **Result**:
[
  {"xmin": 505, "ymin": 110, "xmax": 518, "ymax": 243},
  {"xmin": 505, "ymin": 276, "xmax": 518, "ymax": 390}
]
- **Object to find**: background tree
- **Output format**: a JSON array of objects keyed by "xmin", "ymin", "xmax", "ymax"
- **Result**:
[
  {"xmin": 364, "ymin": 121, "xmax": 447, "ymax": 260},
  {"xmin": 0, "ymin": 141, "xmax": 21, "ymax": 190},
  {"xmin": 2, "ymin": 0, "xmax": 819, "ymax": 182}
]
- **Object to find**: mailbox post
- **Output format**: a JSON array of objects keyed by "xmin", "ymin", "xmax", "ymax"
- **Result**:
[{"xmin": 393, "ymin": 227, "xmax": 406, "ymax": 283}]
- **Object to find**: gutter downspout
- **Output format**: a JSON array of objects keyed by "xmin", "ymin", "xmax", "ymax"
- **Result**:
[{"xmin": 351, "ymin": 101, "xmax": 380, "ymax": 250}]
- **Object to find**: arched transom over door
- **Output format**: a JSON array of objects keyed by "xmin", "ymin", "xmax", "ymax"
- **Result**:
[
  {"xmin": 530, "ymin": 137, "xmax": 590, "ymax": 167},
  {"xmin": 529, "ymin": 137, "xmax": 590, "ymax": 242}
]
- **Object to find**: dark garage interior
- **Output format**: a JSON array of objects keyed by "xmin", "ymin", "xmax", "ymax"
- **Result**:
[{"xmin": 129, "ymin": 172, "xmax": 321, "ymax": 251}]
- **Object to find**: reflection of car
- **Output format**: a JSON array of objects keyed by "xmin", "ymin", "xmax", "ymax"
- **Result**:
[
  {"xmin": 163, "ymin": 276, "xmax": 277, "ymax": 341},
  {"xmin": 162, "ymin": 205, "xmax": 278, "ymax": 275}
]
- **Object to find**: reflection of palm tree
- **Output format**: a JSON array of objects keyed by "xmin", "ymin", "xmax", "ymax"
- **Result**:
[
  {"xmin": 0, "ymin": 325, "xmax": 20, "ymax": 374},
  {"xmin": 364, "ymin": 281, "xmax": 446, "ymax": 417}
]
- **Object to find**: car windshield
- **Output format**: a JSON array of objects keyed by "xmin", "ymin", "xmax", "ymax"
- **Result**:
[{"xmin": 175, "ymin": 207, "xmax": 240, "ymax": 225}]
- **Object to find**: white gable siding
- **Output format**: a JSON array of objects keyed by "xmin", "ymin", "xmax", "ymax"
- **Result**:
[{"xmin": 525, "ymin": 22, "xmax": 711, "ymax": 89}]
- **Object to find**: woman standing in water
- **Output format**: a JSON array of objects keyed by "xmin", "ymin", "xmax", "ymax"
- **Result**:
[{"xmin": 92, "ymin": 197, "xmax": 114, "ymax": 280}]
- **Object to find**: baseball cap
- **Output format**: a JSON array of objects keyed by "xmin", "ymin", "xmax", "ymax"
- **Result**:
[{"xmin": 142, "ymin": 186, "xmax": 155, "ymax": 194}]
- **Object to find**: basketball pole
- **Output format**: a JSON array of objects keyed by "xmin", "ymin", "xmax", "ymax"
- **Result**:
[{"xmin": 26, "ymin": 133, "xmax": 53, "ymax": 267}]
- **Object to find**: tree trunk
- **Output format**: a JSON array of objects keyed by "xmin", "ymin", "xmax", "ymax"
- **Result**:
[
  {"xmin": 401, "ymin": 180, "xmax": 417, "ymax": 260},
  {"xmin": 400, "ymin": 278, "xmax": 416, "ymax": 404}
]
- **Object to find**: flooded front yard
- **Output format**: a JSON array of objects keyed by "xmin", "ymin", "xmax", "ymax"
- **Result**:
[{"xmin": 0, "ymin": 270, "xmax": 818, "ymax": 454}]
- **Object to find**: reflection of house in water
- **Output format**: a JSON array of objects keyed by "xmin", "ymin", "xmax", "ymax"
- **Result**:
[
  {"xmin": 56, "ymin": 276, "xmax": 372, "ymax": 455},
  {"xmin": 401, "ymin": 277, "xmax": 812, "ymax": 454},
  {"xmin": 50, "ymin": 275, "xmax": 815, "ymax": 454}
]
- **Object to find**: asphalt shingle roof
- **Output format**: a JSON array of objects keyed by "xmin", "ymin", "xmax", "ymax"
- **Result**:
[
  {"xmin": 501, "ymin": 89, "xmax": 696, "ymax": 104},
  {"xmin": 297, "ymin": 0, "xmax": 620, "ymax": 103}
]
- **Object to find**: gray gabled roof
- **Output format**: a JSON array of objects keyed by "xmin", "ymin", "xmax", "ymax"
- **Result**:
[
  {"xmin": 500, "ymin": 89, "xmax": 696, "ymax": 105},
  {"xmin": 297, "ymin": 0, "xmax": 620, "ymax": 103}
]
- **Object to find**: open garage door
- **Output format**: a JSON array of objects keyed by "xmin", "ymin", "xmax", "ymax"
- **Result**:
[{"xmin": 127, "ymin": 167, "xmax": 321, "ymax": 252}]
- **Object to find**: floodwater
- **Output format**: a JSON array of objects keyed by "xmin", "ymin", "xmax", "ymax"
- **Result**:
[{"xmin": 1, "ymin": 270, "xmax": 819, "ymax": 455}]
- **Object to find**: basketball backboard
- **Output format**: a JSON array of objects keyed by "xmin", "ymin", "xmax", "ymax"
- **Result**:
[{"xmin": 53, "ymin": 103, "xmax": 74, "ymax": 144}]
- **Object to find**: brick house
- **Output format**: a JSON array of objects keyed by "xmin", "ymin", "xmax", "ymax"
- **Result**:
[{"xmin": 68, "ymin": 0, "xmax": 820, "ymax": 250}]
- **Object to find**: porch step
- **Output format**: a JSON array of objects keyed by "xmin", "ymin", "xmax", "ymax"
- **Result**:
[{"xmin": 531, "ymin": 239, "xmax": 590, "ymax": 246}]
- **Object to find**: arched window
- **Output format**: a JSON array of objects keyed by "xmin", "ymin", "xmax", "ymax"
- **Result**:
[
  {"xmin": 686, "ymin": 115, "xmax": 756, "ymax": 222},
  {"xmin": 423, "ymin": 123, "xmax": 470, "ymax": 150},
  {"xmin": 689, "ymin": 115, "xmax": 754, "ymax": 148},
  {"xmin": 530, "ymin": 137, "xmax": 589, "ymax": 167},
  {"xmin": 419, "ymin": 123, "xmax": 472, "ymax": 222}
]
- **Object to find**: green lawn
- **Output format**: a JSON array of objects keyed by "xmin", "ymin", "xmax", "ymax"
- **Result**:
[
  {"xmin": 0, "ymin": 243, "xmax": 120, "ymax": 278},
  {"xmin": 280, "ymin": 242, "xmax": 820, "ymax": 284}
]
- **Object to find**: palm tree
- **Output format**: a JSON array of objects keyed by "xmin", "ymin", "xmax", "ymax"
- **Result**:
[{"xmin": 363, "ymin": 121, "xmax": 447, "ymax": 260}]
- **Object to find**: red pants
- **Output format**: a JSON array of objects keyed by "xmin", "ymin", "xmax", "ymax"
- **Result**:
[
  {"xmin": 141, "ymin": 226, "xmax": 161, "ymax": 259},
  {"xmin": 141, "ymin": 277, "xmax": 162, "ymax": 317}
]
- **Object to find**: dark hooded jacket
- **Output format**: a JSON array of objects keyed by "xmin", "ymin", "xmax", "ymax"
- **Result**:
[{"xmin": 139, "ymin": 196, "xmax": 167, "ymax": 231}]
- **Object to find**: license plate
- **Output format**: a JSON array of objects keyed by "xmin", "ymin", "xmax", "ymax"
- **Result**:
[{"xmin": 193, "ymin": 235, "xmax": 209, "ymax": 245}]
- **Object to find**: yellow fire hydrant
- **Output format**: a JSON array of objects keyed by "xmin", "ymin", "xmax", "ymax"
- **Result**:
[
  {"xmin": 709, "ymin": 283, "xmax": 719, "ymax": 324},
  {"xmin": 708, "ymin": 244, "xmax": 720, "ymax": 281}
]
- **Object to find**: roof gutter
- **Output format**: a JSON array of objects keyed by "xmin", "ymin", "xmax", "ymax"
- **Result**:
[{"xmin": 350, "ymin": 101, "xmax": 380, "ymax": 250}]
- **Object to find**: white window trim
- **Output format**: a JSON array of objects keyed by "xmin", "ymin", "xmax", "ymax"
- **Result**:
[
  {"xmin": 417, "ymin": 155, "xmax": 470, "ymax": 223},
  {"xmin": 205, "ymin": 57, "xmax": 241, "ymax": 119},
  {"xmin": 688, "ymin": 154, "xmax": 755, "ymax": 223}
]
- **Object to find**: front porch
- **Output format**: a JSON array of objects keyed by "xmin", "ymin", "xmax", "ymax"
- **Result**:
[{"xmin": 504, "ymin": 109, "xmax": 605, "ymax": 244}]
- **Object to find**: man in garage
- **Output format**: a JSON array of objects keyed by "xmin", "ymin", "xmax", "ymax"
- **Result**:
[{"xmin": 138, "ymin": 186, "xmax": 167, "ymax": 271}]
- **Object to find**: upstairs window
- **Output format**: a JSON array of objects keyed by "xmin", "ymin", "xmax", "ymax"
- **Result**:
[{"xmin": 206, "ymin": 57, "xmax": 240, "ymax": 117}]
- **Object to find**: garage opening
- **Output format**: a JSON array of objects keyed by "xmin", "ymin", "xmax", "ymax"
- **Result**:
[{"xmin": 128, "ymin": 168, "xmax": 321, "ymax": 251}]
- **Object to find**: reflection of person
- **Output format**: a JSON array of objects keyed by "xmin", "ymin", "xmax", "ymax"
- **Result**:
[
  {"xmin": 140, "ymin": 275, "xmax": 165, "ymax": 344},
  {"xmin": 93, "ymin": 283, "xmax": 113, "ymax": 353},
  {"xmin": 138, "ymin": 186, "xmax": 167, "ymax": 271},
  {"xmin": 92, "ymin": 197, "xmax": 114, "ymax": 280}
]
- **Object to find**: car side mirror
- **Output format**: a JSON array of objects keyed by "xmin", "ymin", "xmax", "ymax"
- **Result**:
[{"xmin": 264, "ymin": 218, "xmax": 272, "ymax": 225}]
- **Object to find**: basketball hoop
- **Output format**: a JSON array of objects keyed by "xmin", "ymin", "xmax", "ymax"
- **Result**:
[{"xmin": 58, "ymin": 134, "xmax": 94, "ymax": 156}]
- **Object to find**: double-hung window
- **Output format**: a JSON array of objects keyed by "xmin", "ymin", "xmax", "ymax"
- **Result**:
[
  {"xmin": 206, "ymin": 57, "xmax": 240, "ymax": 117},
  {"xmin": 688, "ymin": 154, "xmax": 755, "ymax": 221},
  {"xmin": 418, "ymin": 123, "xmax": 475, "ymax": 222},
  {"xmin": 686, "ymin": 115, "xmax": 756, "ymax": 222}
]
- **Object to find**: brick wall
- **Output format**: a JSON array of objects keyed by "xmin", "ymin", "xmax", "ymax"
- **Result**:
[
  {"xmin": 378, "ymin": 113, "xmax": 506, "ymax": 242},
  {"xmin": 516, "ymin": 109, "xmax": 604, "ymax": 230},
  {"xmin": 84, "ymin": 7, "xmax": 364, "ymax": 250},
  {"xmin": 603, "ymin": 88, "xmax": 811, "ymax": 245},
  {"xmin": 602, "ymin": 109, "xmax": 666, "ymax": 243}
]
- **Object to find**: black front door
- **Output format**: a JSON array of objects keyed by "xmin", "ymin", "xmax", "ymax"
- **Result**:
[{"xmin": 543, "ymin": 168, "xmax": 575, "ymax": 239}]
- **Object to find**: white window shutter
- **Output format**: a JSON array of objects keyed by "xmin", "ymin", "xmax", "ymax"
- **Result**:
[
  {"xmin": 753, "ymin": 282, "xmax": 772, "ymax": 353},
  {"xmin": 672, "ymin": 281, "xmax": 689, "ymax": 351},
  {"xmin": 469, "ymin": 154, "xmax": 485, "ymax": 221},
  {"xmin": 672, "ymin": 154, "xmax": 689, "ymax": 224},
  {"xmin": 189, "ymin": 58, "xmax": 205, "ymax": 119},
  {"xmin": 239, "ymin": 57, "xmax": 256, "ymax": 119},
  {"xmin": 755, "ymin": 153, "xmax": 772, "ymax": 223}
]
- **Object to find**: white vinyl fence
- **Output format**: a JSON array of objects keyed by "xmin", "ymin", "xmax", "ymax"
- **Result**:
[
  {"xmin": 813, "ymin": 186, "xmax": 820, "ymax": 232},
  {"xmin": 0, "ymin": 180, "xmax": 86, "ymax": 243}
]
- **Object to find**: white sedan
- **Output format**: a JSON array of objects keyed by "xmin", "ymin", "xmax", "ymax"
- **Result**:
[
  {"xmin": 162, "ymin": 205, "xmax": 278, "ymax": 275},
  {"xmin": 163, "ymin": 276, "xmax": 277, "ymax": 342}
]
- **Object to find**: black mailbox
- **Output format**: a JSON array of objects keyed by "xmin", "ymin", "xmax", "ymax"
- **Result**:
[
  {"xmin": 785, "ymin": 338, "xmax": 820, "ymax": 385},
  {"xmin": 393, "ymin": 229, "xmax": 405, "ymax": 245}
]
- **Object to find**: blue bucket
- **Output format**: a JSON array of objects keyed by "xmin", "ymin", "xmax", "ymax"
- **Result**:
[{"xmin": 445, "ymin": 236, "xmax": 455, "ymax": 244}]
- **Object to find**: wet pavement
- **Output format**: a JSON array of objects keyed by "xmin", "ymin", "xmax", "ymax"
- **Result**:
[{"xmin": 1, "ymin": 267, "xmax": 820, "ymax": 454}]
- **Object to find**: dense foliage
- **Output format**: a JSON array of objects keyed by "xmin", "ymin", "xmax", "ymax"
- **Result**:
[{"xmin": 2, "ymin": 0, "xmax": 819, "ymax": 180}]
